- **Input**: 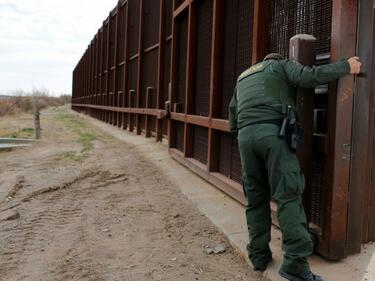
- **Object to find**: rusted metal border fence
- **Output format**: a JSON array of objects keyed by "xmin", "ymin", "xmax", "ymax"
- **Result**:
[
  {"xmin": 73, "ymin": 0, "xmax": 170, "ymax": 141},
  {"xmin": 72, "ymin": 0, "xmax": 375, "ymax": 261}
]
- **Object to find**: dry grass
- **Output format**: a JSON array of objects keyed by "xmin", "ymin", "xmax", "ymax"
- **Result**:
[
  {"xmin": 0, "ymin": 95, "xmax": 71, "ymax": 117},
  {"xmin": 0, "ymin": 113, "xmax": 34, "ymax": 138}
]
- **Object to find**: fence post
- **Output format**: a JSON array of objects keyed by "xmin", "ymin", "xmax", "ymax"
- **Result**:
[
  {"xmin": 32, "ymin": 95, "xmax": 41, "ymax": 140},
  {"xmin": 289, "ymin": 34, "xmax": 316, "ymax": 223}
]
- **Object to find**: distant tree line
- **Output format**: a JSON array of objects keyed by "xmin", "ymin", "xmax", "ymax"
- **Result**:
[{"xmin": 0, "ymin": 89, "xmax": 71, "ymax": 117}]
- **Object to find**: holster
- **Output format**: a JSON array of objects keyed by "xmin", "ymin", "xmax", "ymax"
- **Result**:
[
  {"xmin": 279, "ymin": 105, "xmax": 301, "ymax": 153},
  {"xmin": 285, "ymin": 120, "xmax": 301, "ymax": 153}
]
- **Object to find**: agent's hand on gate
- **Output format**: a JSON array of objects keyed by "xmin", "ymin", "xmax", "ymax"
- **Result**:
[{"xmin": 348, "ymin": 57, "xmax": 362, "ymax": 75}]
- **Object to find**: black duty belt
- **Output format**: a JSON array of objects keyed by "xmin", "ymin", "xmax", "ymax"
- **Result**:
[{"xmin": 240, "ymin": 119, "xmax": 283, "ymax": 130}]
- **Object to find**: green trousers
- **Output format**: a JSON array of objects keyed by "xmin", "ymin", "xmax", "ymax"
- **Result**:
[{"xmin": 238, "ymin": 124, "xmax": 313, "ymax": 274}]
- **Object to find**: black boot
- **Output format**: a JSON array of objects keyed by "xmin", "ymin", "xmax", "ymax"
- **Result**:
[
  {"xmin": 279, "ymin": 269, "xmax": 324, "ymax": 281},
  {"xmin": 253, "ymin": 257, "xmax": 272, "ymax": 272}
]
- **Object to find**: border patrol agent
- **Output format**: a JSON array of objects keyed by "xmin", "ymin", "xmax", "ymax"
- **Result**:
[{"xmin": 229, "ymin": 53, "xmax": 361, "ymax": 281}]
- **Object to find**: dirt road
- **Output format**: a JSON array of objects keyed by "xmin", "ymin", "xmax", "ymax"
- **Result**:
[{"xmin": 0, "ymin": 107, "xmax": 259, "ymax": 281}]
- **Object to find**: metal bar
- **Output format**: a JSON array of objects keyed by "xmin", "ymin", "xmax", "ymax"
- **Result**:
[
  {"xmin": 0, "ymin": 138, "xmax": 34, "ymax": 144},
  {"xmin": 368, "ymin": 7, "xmax": 375, "ymax": 242},
  {"xmin": 156, "ymin": 0, "xmax": 166, "ymax": 142},
  {"xmin": 94, "ymin": 35, "xmax": 98, "ymax": 118},
  {"xmin": 99, "ymin": 27, "xmax": 104, "ymax": 121},
  {"xmin": 318, "ymin": 0, "xmax": 358, "ymax": 260},
  {"xmin": 90, "ymin": 40, "xmax": 95, "ymax": 115},
  {"xmin": 123, "ymin": 2, "xmax": 130, "ymax": 129},
  {"xmin": 251, "ymin": 0, "xmax": 270, "ymax": 64},
  {"xmin": 349, "ymin": 0, "xmax": 373, "ymax": 246},
  {"xmin": 129, "ymin": 53, "xmax": 139, "ymax": 61},
  {"xmin": 136, "ymin": 0, "xmax": 144, "ymax": 135},
  {"xmin": 0, "ymin": 144, "xmax": 33, "ymax": 150},
  {"xmin": 88, "ymin": 44, "xmax": 91, "ymax": 112},
  {"xmin": 186, "ymin": 115, "xmax": 209, "ymax": 127},
  {"xmin": 207, "ymin": 0, "xmax": 224, "ymax": 172},
  {"xmin": 113, "ymin": 5, "xmax": 120, "ymax": 126},
  {"xmin": 82, "ymin": 51, "xmax": 85, "ymax": 107},
  {"xmin": 170, "ymin": 112, "xmax": 185, "ymax": 122},
  {"xmin": 96, "ymin": 34, "xmax": 100, "ymax": 118},
  {"xmin": 173, "ymin": 0, "xmax": 189, "ymax": 18},
  {"xmin": 105, "ymin": 17, "xmax": 111, "ymax": 123},
  {"xmin": 143, "ymin": 43, "xmax": 160, "ymax": 54},
  {"xmin": 289, "ymin": 35, "xmax": 317, "ymax": 226},
  {"xmin": 170, "ymin": 114, "xmax": 230, "ymax": 131},
  {"xmin": 168, "ymin": 0, "xmax": 179, "ymax": 149},
  {"xmin": 72, "ymin": 103, "xmax": 167, "ymax": 119},
  {"xmin": 211, "ymin": 118, "xmax": 229, "ymax": 132},
  {"xmin": 183, "ymin": 2, "xmax": 197, "ymax": 158}
]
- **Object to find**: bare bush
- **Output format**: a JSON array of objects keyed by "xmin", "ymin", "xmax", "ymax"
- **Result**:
[{"xmin": 0, "ymin": 90, "xmax": 71, "ymax": 117}]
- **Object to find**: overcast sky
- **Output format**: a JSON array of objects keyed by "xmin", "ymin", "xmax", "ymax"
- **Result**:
[{"xmin": 0, "ymin": 0, "xmax": 118, "ymax": 96}]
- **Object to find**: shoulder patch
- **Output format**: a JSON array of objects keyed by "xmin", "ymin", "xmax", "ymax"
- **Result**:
[{"xmin": 238, "ymin": 63, "xmax": 265, "ymax": 81}]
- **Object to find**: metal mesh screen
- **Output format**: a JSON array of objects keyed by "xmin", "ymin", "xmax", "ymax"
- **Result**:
[
  {"xmin": 91, "ymin": 46, "xmax": 95, "ymax": 95},
  {"xmin": 218, "ymin": 132, "xmax": 242, "ymax": 183},
  {"xmin": 117, "ymin": 5, "xmax": 126, "ymax": 63},
  {"xmin": 193, "ymin": 0, "xmax": 213, "ymax": 117},
  {"xmin": 117, "ymin": 65, "xmax": 125, "ymax": 94},
  {"xmin": 98, "ymin": 33, "xmax": 103, "ymax": 95},
  {"xmin": 163, "ymin": 121, "xmax": 168, "ymax": 136},
  {"xmin": 95, "ymin": 38, "xmax": 100, "ymax": 95},
  {"xmin": 268, "ymin": 0, "xmax": 333, "ymax": 228},
  {"xmin": 176, "ymin": 14, "xmax": 188, "ymax": 109},
  {"xmin": 163, "ymin": 41, "xmax": 171, "ymax": 105},
  {"xmin": 311, "ymin": 153, "xmax": 325, "ymax": 226},
  {"xmin": 175, "ymin": 0, "xmax": 184, "ymax": 9},
  {"xmin": 269, "ymin": 0, "xmax": 332, "ymax": 57},
  {"xmin": 150, "ymin": 117, "xmax": 156, "ymax": 133},
  {"xmin": 140, "ymin": 115, "xmax": 146, "ymax": 130},
  {"xmin": 219, "ymin": 133, "xmax": 232, "ymax": 178},
  {"xmin": 163, "ymin": 0, "xmax": 173, "ymax": 132},
  {"xmin": 231, "ymin": 138, "xmax": 242, "ymax": 183},
  {"xmin": 128, "ymin": 0, "xmax": 140, "ymax": 57},
  {"xmin": 163, "ymin": 0, "xmax": 173, "ymax": 138},
  {"xmin": 110, "ymin": 16, "xmax": 116, "ymax": 67},
  {"xmin": 109, "ymin": 70, "xmax": 114, "ymax": 94},
  {"xmin": 221, "ymin": 0, "xmax": 254, "ymax": 119},
  {"xmin": 103, "ymin": 26, "xmax": 108, "ymax": 73},
  {"xmin": 143, "ymin": 0, "xmax": 160, "ymax": 48},
  {"xmin": 165, "ymin": 0, "xmax": 173, "ymax": 37},
  {"xmin": 175, "ymin": 121, "xmax": 184, "ymax": 152},
  {"xmin": 127, "ymin": 60, "xmax": 138, "ymax": 98},
  {"xmin": 142, "ymin": 51, "xmax": 158, "ymax": 108},
  {"xmin": 192, "ymin": 126, "xmax": 208, "ymax": 165},
  {"xmin": 236, "ymin": 0, "xmax": 254, "ymax": 76},
  {"xmin": 101, "ymin": 73, "xmax": 106, "ymax": 94}
]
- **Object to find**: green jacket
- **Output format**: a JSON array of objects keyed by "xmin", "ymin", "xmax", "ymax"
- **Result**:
[{"xmin": 228, "ymin": 59, "xmax": 350, "ymax": 135}]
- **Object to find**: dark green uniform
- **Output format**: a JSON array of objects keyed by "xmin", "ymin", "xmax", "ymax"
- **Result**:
[{"xmin": 229, "ymin": 59, "xmax": 350, "ymax": 274}]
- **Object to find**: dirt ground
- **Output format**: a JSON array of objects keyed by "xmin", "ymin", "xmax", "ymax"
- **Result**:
[{"xmin": 0, "ymin": 106, "xmax": 260, "ymax": 281}]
